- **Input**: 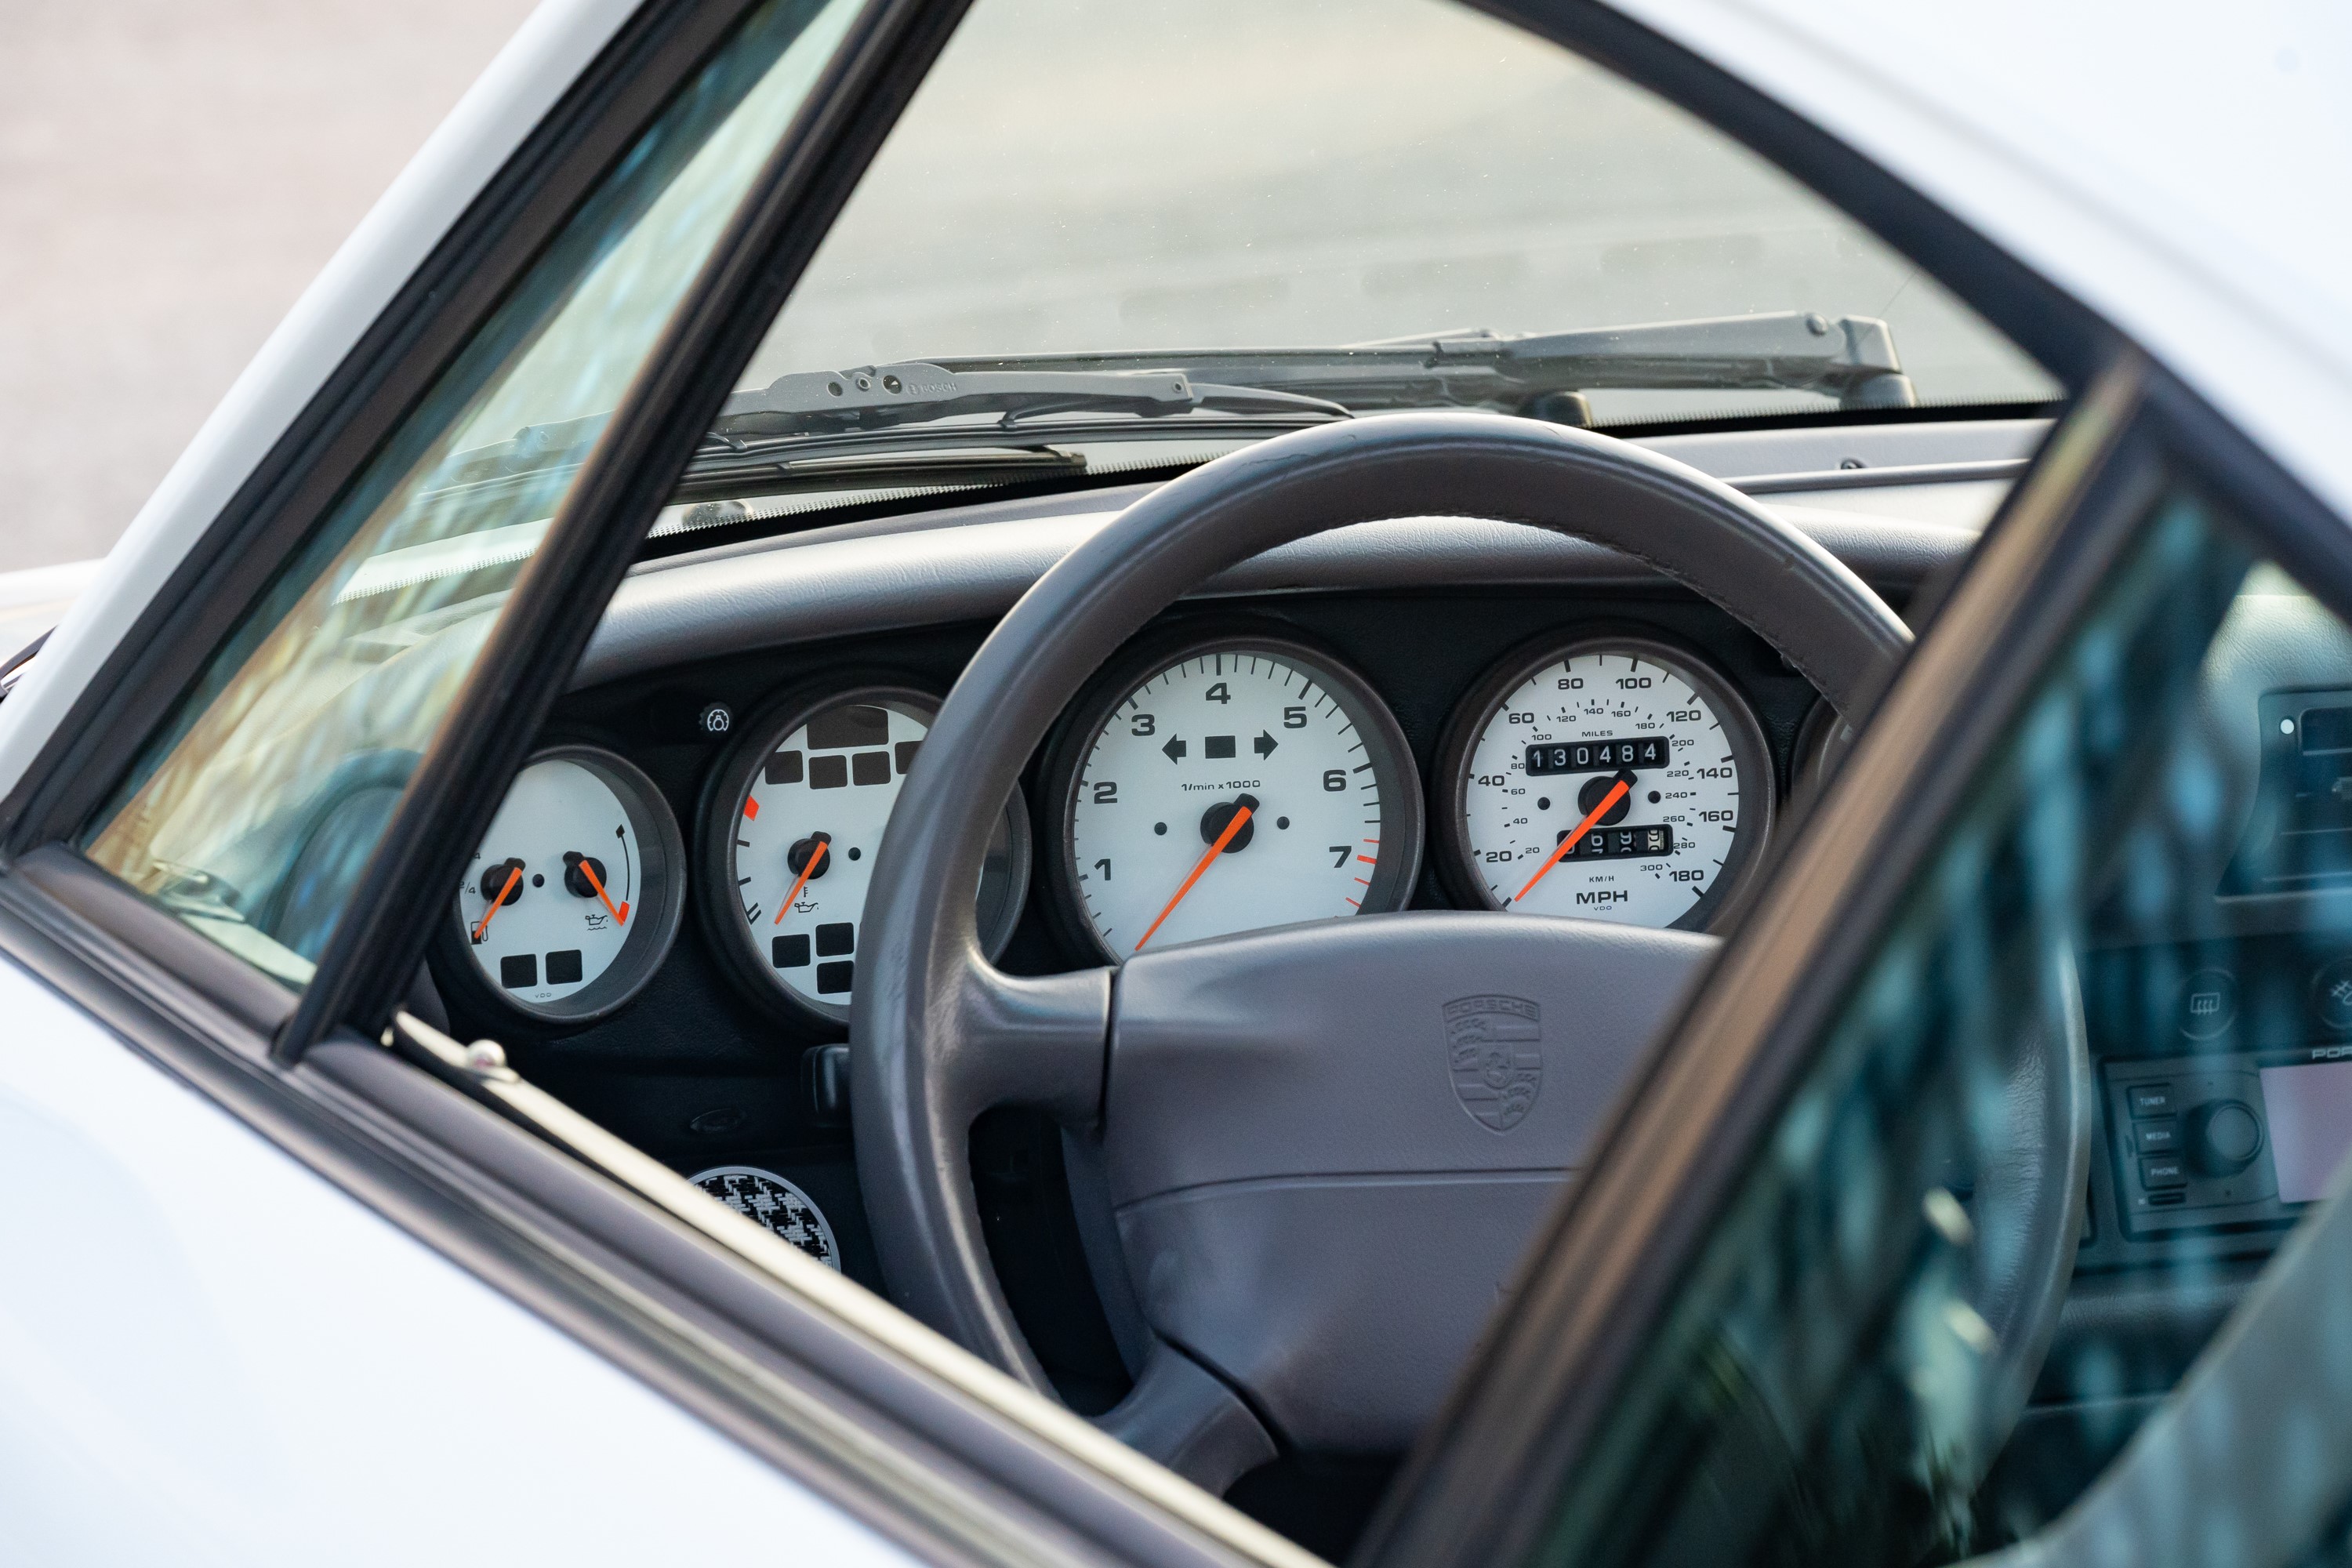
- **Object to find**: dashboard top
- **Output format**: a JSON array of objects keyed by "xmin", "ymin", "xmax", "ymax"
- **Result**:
[{"xmin": 576, "ymin": 417, "xmax": 2046, "ymax": 691}]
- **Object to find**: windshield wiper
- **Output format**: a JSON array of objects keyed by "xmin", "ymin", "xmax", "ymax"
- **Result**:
[
  {"xmin": 933, "ymin": 310, "xmax": 1916, "ymax": 422},
  {"xmin": 439, "ymin": 310, "xmax": 1909, "ymax": 502},
  {"xmin": 438, "ymin": 366, "xmax": 1341, "ymax": 497},
  {"xmin": 711, "ymin": 362, "xmax": 1347, "ymax": 437}
]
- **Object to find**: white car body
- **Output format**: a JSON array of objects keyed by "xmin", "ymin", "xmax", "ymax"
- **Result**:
[{"xmin": 2, "ymin": 2, "xmax": 2345, "ymax": 1562}]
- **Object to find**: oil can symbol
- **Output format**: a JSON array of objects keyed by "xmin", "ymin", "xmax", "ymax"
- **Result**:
[{"xmin": 1444, "ymin": 996, "xmax": 1541, "ymax": 1132}]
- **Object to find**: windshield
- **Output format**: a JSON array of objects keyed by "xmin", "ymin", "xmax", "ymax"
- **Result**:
[{"xmin": 638, "ymin": 0, "xmax": 2056, "ymax": 540}]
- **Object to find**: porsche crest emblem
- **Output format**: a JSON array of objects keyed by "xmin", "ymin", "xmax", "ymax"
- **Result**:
[{"xmin": 1444, "ymin": 995, "xmax": 1541, "ymax": 1132}]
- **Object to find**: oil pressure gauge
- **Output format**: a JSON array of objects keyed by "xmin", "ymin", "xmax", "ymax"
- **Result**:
[
  {"xmin": 436, "ymin": 745, "xmax": 687, "ymax": 1029},
  {"xmin": 1434, "ymin": 633, "xmax": 1773, "ymax": 931},
  {"xmin": 699, "ymin": 681, "xmax": 1030, "ymax": 1028}
]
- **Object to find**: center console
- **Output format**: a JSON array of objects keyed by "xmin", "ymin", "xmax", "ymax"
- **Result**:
[{"xmin": 2083, "ymin": 940, "xmax": 2352, "ymax": 1258}]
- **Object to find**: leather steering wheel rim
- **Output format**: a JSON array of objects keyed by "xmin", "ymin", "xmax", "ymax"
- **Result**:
[{"xmin": 849, "ymin": 412, "xmax": 2067, "ymax": 1479}]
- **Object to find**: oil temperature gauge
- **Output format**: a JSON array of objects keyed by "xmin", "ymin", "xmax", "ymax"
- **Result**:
[
  {"xmin": 436, "ymin": 746, "xmax": 686, "ymax": 1029},
  {"xmin": 698, "ymin": 681, "xmax": 1030, "ymax": 1028}
]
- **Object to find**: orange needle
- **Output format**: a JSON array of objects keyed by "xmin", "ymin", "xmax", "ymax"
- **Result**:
[
  {"xmin": 472, "ymin": 863, "xmax": 522, "ymax": 943},
  {"xmin": 1512, "ymin": 777, "xmax": 1631, "ymax": 906},
  {"xmin": 1133, "ymin": 803, "xmax": 1253, "ymax": 955},
  {"xmin": 575, "ymin": 856, "xmax": 628, "ymax": 925},
  {"xmin": 775, "ymin": 837, "xmax": 829, "ymax": 924}
]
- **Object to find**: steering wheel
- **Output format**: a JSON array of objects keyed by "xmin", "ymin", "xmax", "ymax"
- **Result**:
[{"xmin": 851, "ymin": 412, "xmax": 2084, "ymax": 1490}]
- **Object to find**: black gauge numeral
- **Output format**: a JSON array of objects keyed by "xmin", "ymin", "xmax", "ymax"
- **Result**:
[
  {"xmin": 1131, "ymin": 713, "xmax": 1155, "ymax": 736},
  {"xmin": 1094, "ymin": 858, "xmax": 1112, "ymax": 881},
  {"xmin": 1094, "ymin": 781, "xmax": 1119, "ymax": 804},
  {"xmin": 1323, "ymin": 770, "xmax": 1346, "ymax": 792},
  {"xmin": 1283, "ymin": 706, "xmax": 1307, "ymax": 728},
  {"xmin": 1330, "ymin": 845, "xmax": 1349, "ymax": 868},
  {"xmin": 1204, "ymin": 682, "xmax": 1231, "ymax": 704}
]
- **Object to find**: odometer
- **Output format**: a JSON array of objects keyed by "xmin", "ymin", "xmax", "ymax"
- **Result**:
[
  {"xmin": 1046, "ymin": 632, "xmax": 1423, "ymax": 961},
  {"xmin": 1435, "ymin": 634, "xmax": 1773, "ymax": 930}
]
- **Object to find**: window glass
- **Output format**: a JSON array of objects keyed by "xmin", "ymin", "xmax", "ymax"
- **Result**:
[
  {"xmin": 82, "ymin": 0, "xmax": 864, "ymax": 982},
  {"xmin": 644, "ymin": 0, "xmax": 2057, "ymax": 543},
  {"xmin": 1530, "ymin": 465, "xmax": 2352, "ymax": 1564}
]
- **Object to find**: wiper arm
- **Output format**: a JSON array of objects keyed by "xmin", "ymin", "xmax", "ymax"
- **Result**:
[
  {"xmin": 932, "ymin": 310, "xmax": 1917, "ymax": 421},
  {"xmin": 435, "ymin": 366, "xmax": 1340, "ymax": 495},
  {"xmin": 709, "ymin": 362, "xmax": 1348, "ymax": 440}
]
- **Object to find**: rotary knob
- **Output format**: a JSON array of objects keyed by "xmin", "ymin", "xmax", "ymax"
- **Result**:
[{"xmin": 2185, "ymin": 1099, "xmax": 2263, "ymax": 1178}]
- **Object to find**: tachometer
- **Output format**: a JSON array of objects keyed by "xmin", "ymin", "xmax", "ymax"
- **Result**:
[
  {"xmin": 1045, "ymin": 631, "xmax": 1422, "ymax": 961},
  {"xmin": 438, "ymin": 745, "xmax": 686, "ymax": 1028},
  {"xmin": 1434, "ymin": 633, "xmax": 1772, "ymax": 930},
  {"xmin": 699, "ymin": 681, "xmax": 1030, "ymax": 1026}
]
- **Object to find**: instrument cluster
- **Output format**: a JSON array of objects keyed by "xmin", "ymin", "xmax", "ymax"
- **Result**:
[{"xmin": 436, "ymin": 622, "xmax": 1784, "ymax": 1036}]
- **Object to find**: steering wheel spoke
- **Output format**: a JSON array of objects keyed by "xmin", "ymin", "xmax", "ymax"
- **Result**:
[{"xmin": 946, "ymin": 960, "xmax": 1112, "ymax": 1125}]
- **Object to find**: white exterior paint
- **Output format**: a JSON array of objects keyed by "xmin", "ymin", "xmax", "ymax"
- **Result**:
[{"xmin": 0, "ymin": 954, "xmax": 910, "ymax": 1566}]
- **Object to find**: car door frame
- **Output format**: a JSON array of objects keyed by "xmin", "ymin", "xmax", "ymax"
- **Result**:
[
  {"xmin": 1358, "ymin": 347, "xmax": 2352, "ymax": 1566},
  {"xmin": 0, "ymin": 0, "xmax": 2269, "ymax": 1564}
]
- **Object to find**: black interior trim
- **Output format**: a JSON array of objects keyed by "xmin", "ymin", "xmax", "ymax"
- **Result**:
[{"xmin": 0, "ymin": 0, "xmax": 773, "ymax": 856}]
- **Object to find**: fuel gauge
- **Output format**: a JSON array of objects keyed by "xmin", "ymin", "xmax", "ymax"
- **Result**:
[{"xmin": 436, "ymin": 746, "xmax": 685, "ymax": 1029}]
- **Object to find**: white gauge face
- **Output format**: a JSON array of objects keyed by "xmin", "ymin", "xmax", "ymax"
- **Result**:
[
  {"xmin": 1457, "ymin": 644, "xmax": 1763, "ymax": 928},
  {"xmin": 459, "ymin": 757, "xmax": 644, "ymax": 1007},
  {"xmin": 726, "ymin": 700, "xmax": 928, "ymax": 1011},
  {"xmin": 1063, "ymin": 644, "xmax": 1421, "ymax": 959},
  {"xmin": 707, "ymin": 688, "xmax": 1030, "ymax": 1022}
]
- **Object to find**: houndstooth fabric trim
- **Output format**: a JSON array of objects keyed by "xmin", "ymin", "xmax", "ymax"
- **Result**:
[{"xmin": 688, "ymin": 1166, "xmax": 841, "ymax": 1270}]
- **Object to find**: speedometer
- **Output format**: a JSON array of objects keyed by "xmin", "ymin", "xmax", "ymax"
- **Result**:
[
  {"xmin": 1434, "ymin": 633, "xmax": 1773, "ymax": 930},
  {"xmin": 1044, "ymin": 630, "xmax": 1423, "ymax": 961}
]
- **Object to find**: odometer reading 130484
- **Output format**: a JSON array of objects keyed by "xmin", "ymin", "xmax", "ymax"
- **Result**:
[
  {"xmin": 1436, "ymin": 636, "xmax": 1773, "ymax": 931},
  {"xmin": 1050, "ymin": 635, "xmax": 1423, "ymax": 962}
]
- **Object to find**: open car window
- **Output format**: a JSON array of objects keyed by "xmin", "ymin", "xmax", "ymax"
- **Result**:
[
  {"xmin": 1526, "ymin": 426, "xmax": 2352, "ymax": 1564},
  {"xmin": 77, "ymin": 0, "xmax": 865, "ymax": 982}
]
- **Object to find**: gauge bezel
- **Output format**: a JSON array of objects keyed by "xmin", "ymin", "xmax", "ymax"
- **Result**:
[
  {"xmin": 1432, "ymin": 629, "xmax": 1776, "ymax": 932},
  {"xmin": 1040, "ymin": 623, "xmax": 1425, "ymax": 965},
  {"xmin": 430, "ymin": 743, "xmax": 687, "ymax": 1033},
  {"xmin": 695, "ymin": 677, "xmax": 1032, "ymax": 1029}
]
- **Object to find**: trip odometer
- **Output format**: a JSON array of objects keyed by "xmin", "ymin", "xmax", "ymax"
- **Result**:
[
  {"xmin": 1435, "ymin": 634, "xmax": 1773, "ymax": 930},
  {"xmin": 1047, "ymin": 632, "xmax": 1423, "ymax": 961}
]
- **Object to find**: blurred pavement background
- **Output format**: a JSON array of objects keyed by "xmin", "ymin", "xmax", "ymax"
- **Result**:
[{"xmin": 0, "ymin": 0, "xmax": 537, "ymax": 575}]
